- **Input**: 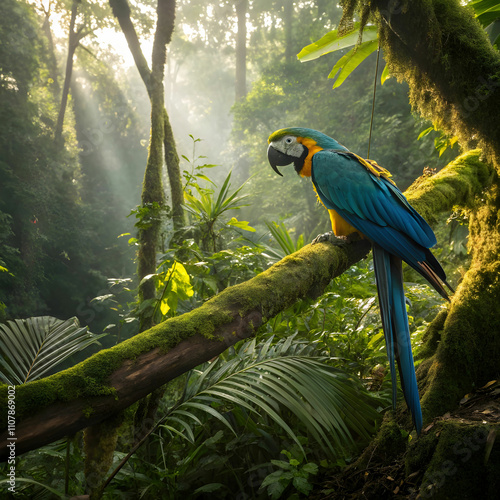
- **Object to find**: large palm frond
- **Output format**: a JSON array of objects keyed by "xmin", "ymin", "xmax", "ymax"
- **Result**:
[
  {"xmin": 161, "ymin": 336, "xmax": 383, "ymax": 459},
  {"xmin": 0, "ymin": 316, "xmax": 105, "ymax": 384}
]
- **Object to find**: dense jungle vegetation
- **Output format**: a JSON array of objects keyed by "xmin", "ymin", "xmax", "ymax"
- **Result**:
[{"xmin": 0, "ymin": 0, "xmax": 499, "ymax": 498}]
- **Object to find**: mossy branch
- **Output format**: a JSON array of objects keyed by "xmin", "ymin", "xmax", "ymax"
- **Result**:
[
  {"xmin": 404, "ymin": 150, "xmax": 493, "ymax": 223},
  {"xmin": 0, "ymin": 151, "xmax": 491, "ymax": 461}
]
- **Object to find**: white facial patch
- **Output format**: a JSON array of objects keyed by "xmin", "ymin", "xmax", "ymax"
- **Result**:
[{"xmin": 271, "ymin": 136, "xmax": 305, "ymax": 158}]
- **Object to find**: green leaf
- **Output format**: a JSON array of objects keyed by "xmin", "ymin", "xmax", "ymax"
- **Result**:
[
  {"xmin": 477, "ymin": 8, "xmax": 500, "ymax": 26},
  {"xmin": 227, "ymin": 217, "xmax": 256, "ymax": 232},
  {"xmin": 380, "ymin": 64, "xmax": 391, "ymax": 85},
  {"xmin": 267, "ymin": 480, "xmax": 287, "ymax": 500},
  {"xmin": 260, "ymin": 470, "xmax": 287, "ymax": 487},
  {"xmin": 265, "ymin": 220, "xmax": 303, "ymax": 256},
  {"xmin": 302, "ymin": 462, "xmax": 319, "ymax": 475},
  {"xmin": 328, "ymin": 39, "xmax": 379, "ymax": 89},
  {"xmin": 0, "ymin": 478, "xmax": 66, "ymax": 498},
  {"xmin": 139, "ymin": 273, "xmax": 157, "ymax": 286},
  {"xmin": 0, "ymin": 265, "xmax": 8, "ymax": 272},
  {"xmin": 194, "ymin": 483, "xmax": 224, "ymax": 494},
  {"xmin": 0, "ymin": 317, "xmax": 105, "ymax": 384},
  {"xmin": 158, "ymin": 336, "xmax": 381, "ymax": 460},
  {"xmin": 271, "ymin": 459, "xmax": 293, "ymax": 470},
  {"xmin": 195, "ymin": 174, "xmax": 216, "ymax": 185},
  {"xmin": 469, "ymin": 0, "xmax": 500, "ymax": 26},
  {"xmin": 293, "ymin": 476, "xmax": 313, "ymax": 495},
  {"xmin": 157, "ymin": 262, "xmax": 194, "ymax": 317},
  {"xmin": 298, "ymin": 23, "xmax": 378, "ymax": 62},
  {"xmin": 417, "ymin": 126, "xmax": 435, "ymax": 141}
]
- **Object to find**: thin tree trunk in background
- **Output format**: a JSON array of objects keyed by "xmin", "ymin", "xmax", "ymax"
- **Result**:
[
  {"xmin": 109, "ymin": 0, "xmax": 182, "ymax": 449},
  {"xmin": 137, "ymin": 0, "xmax": 176, "ymax": 332},
  {"xmin": 283, "ymin": 0, "xmax": 294, "ymax": 63},
  {"xmin": 235, "ymin": 0, "xmax": 247, "ymax": 101},
  {"xmin": 163, "ymin": 109, "xmax": 185, "ymax": 230},
  {"xmin": 109, "ymin": 0, "xmax": 152, "ymax": 93},
  {"xmin": 109, "ymin": 0, "xmax": 185, "ymax": 233},
  {"xmin": 41, "ymin": 5, "xmax": 60, "ymax": 95},
  {"xmin": 54, "ymin": 0, "xmax": 80, "ymax": 146}
]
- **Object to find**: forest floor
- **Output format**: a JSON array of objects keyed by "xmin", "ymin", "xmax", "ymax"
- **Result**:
[{"xmin": 313, "ymin": 380, "xmax": 500, "ymax": 499}]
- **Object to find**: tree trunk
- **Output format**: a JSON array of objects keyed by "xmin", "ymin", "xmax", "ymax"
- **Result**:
[
  {"xmin": 54, "ymin": 0, "xmax": 80, "ymax": 146},
  {"xmin": 235, "ymin": 0, "xmax": 247, "ymax": 101},
  {"xmin": 320, "ymin": 2, "xmax": 500, "ymax": 497},
  {"xmin": 41, "ymin": 8, "xmax": 60, "ymax": 95},
  {"xmin": 137, "ymin": 0, "xmax": 177, "ymax": 333},
  {"xmin": 109, "ymin": 0, "xmax": 185, "ymax": 240},
  {"xmin": 109, "ymin": 0, "xmax": 152, "ymax": 93},
  {"xmin": 163, "ymin": 109, "xmax": 185, "ymax": 230},
  {"xmin": 0, "ymin": 152, "xmax": 486, "ymax": 460},
  {"xmin": 371, "ymin": 0, "xmax": 500, "ymax": 417}
]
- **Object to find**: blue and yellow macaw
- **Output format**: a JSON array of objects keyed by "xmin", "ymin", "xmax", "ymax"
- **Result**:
[{"xmin": 267, "ymin": 127, "xmax": 452, "ymax": 434}]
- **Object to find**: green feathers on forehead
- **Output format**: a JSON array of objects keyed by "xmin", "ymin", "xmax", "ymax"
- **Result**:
[{"xmin": 268, "ymin": 127, "xmax": 349, "ymax": 151}]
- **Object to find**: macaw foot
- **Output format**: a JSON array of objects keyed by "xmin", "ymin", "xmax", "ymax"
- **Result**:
[{"xmin": 311, "ymin": 231, "xmax": 361, "ymax": 246}]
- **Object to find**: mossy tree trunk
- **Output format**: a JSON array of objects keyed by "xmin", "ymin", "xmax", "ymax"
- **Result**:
[
  {"xmin": 137, "ymin": 0, "xmax": 174, "ymax": 332},
  {"xmin": 82, "ymin": 1, "xmax": 178, "ymax": 496},
  {"xmin": 371, "ymin": 0, "xmax": 500, "ymax": 421},
  {"xmin": 329, "ymin": 1, "xmax": 500, "ymax": 497},
  {"xmin": 109, "ymin": 0, "xmax": 185, "ymax": 236}
]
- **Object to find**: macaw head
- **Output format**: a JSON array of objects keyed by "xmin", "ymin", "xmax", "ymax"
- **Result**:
[{"xmin": 267, "ymin": 127, "xmax": 348, "ymax": 176}]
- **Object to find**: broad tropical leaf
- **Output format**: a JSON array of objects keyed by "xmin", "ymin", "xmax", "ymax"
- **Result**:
[
  {"xmin": 297, "ymin": 23, "xmax": 378, "ymax": 62},
  {"xmin": 328, "ymin": 39, "xmax": 379, "ymax": 89},
  {"xmin": 0, "ymin": 316, "xmax": 105, "ymax": 384},
  {"xmin": 469, "ymin": 0, "xmax": 500, "ymax": 26},
  {"xmin": 160, "ymin": 336, "xmax": 382, "ymax": 459}
]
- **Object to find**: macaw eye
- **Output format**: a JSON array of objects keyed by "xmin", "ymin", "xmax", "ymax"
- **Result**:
[{"xmin": 285, "ymin": 137, "xmax": 293, "ymax": 144}]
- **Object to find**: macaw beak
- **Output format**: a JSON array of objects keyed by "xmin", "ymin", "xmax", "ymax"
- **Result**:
[{"xmin": 267, "ymin": 144, "xmax": 293, "ymax": 177}]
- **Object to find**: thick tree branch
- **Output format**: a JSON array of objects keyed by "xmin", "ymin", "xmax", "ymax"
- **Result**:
[{"xmin": 0, "ymin": 151, "xmax": 490, "ymax": 461}]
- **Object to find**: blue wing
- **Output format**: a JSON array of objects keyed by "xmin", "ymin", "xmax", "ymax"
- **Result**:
[
  {"xmin": 311, "ymin": 150, "xmax": 449, "ymax": 298},
  {"xmin": 310, "ymin": 149, "xmax": 450, "ymax": 434}
]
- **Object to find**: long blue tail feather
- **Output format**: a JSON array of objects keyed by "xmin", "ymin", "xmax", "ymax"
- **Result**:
[{"xmin": 373, "ymin": 244, "xmax": 423, "ymax": 434}]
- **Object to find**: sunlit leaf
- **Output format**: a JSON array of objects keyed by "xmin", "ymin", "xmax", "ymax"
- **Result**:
[
  {"xmin": 417, "ymin": 126, "xmax": 434, "ymax": 141},
  {"xmin": 157, "ymin": 262, "xmax": 194, "ymax": 317},
  {"xmin": 195, "ymin": 174, "xmax": 216, "ymax": 185},
  {"xmin": 380, "ymin": 64, "xmax": 391, "ymax": 85},
  {"xmin": 227, "ymin": 217, "xmax": 256, "ymax": 232},
  {"xmin": 328, "ymin": 39, "xmax": 379, "ymax": 89},
  {"xmin": 298, "ymin": 23, "xmax": 378, "ymax": 62}
]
